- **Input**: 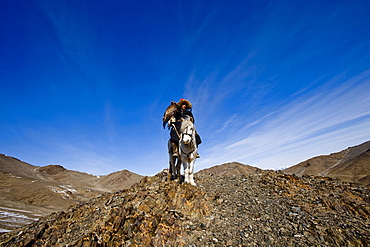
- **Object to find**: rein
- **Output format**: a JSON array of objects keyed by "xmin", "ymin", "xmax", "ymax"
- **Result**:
[
  {"xmin": 171, "ymin": 120, "xmax": 192, "ymax": 140},
  {"xmin": 171, "ymin": 123, "xmax": 181, "ymax": 139}
]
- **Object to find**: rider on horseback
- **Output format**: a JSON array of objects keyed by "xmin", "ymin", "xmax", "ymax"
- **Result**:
[{"xmin": 167, "ymin": 99, "xmax": 201, "ymax": 158}]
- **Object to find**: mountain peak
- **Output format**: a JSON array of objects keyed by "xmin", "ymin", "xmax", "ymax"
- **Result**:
[
  {"xmin": 35, "ymin": 165, "xmax": 66, "ymax": 175},
  {"xmin": 196, "ymin": 162, "xmax": 260, "ymax": 176}
]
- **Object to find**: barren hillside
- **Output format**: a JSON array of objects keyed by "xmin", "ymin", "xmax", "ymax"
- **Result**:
[
  {"xmin": 283, "ymin": 140, "xmax": 370, "ymax": 187},
  {"xmin": 196, "ymin": 162, "xmax": 260, "ymax": 176},
  {"xmin": 0, "ymin": 154, "xmax": 143, "ymax": 233},
  {"xmin": 1, "ymin": 139, "xmax": 370, "ymax": 241},
  {"xmin": 1, "ymin": 170, "xmax": 369, "ymax": 246}
]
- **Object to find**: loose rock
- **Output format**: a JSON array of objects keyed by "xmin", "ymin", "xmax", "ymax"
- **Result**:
[{"xmin": 0, "ymin": 170, "xmax": 369, "ymax": 246}]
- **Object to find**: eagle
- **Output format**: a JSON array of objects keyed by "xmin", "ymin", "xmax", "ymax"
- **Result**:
[{"xmin": 162, "ymin": 101, "xmax": 178, "ymax": 129}]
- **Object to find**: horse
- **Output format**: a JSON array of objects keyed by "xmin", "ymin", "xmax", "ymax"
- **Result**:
[
  {"xmin": 179, "ymin": 116, "xmax": 198, "ymax": 185},
  {"xmin": 168, "ymin": 116, "xmax": 197, "ymax": 185}
]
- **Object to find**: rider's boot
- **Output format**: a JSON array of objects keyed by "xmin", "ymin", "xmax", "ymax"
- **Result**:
[{"xmin": 171, "ymin": 142, "xmax": 179, "ymax": 157}]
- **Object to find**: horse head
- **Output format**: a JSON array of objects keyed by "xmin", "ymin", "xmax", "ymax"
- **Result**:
[
  {"xmin": 181, "ymin": 125, "xmax": 195, "ymax": 145},
  {"xmin": 180, "ymin": 116, "xmax": 195, "ymax": 145}
]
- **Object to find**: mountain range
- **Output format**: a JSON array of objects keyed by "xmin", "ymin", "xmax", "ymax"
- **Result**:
[
  {"xmin": 1, "ymin": 169, "xmax": 369, "ymax": 246},
  {"xmin": 0, "ymin": 154, "xmax": 143, "ymax": 233},
  {"xmin": 0, "ymin": 140, "xmax": 369, "ymax": 236}
]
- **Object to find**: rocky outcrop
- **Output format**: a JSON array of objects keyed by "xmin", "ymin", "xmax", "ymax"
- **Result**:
[
  {"xmin": 35, "ymin": 165, "xmax": 66, "ymax": 175},
  {"xmin": 194, "ymin": 171, "xmax": 370, "ymax": 246},
  {"xmin": 0, "ymin": 172, "xmax": 211, "ymax": 246},
  {"xmin": 1, "ymin": 170, "xmax": 369, "ymax": 246}
]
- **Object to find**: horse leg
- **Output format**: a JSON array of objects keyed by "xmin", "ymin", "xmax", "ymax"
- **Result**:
[
  {"xmin": 175, "ymin": 157, "xmax": 182, "ymax": 182},
  {"xmin": 188, "ymin": 159, "xmax": 196, "ymax": 186},
  {"xmin": 168, "ymin": 140, "xmax": 176, "ymax": 180},
  {"xmin": 183, "ymin": 161, "xmax": 190, "ymax": 184},
  {"xmin": 169, "ymin": 158, "xmax": 174, "ymax": 180},
  {"xmin": 183, "ymin": 160, "xmax": 196, "ymax": 185}
]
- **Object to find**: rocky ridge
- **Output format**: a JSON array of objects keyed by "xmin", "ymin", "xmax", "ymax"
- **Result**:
[
  {"xmin": 1, "ymin": 170, "xmax": 369, "ymax": 246},
  {"xmin": 194, "ymin": 172, "xmax": 369, "ymax": 246}
]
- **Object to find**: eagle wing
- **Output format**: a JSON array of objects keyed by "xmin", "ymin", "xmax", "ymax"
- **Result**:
[{"xmin": 162, "ymin": 101, "xmax": 178, "ymax": 129}]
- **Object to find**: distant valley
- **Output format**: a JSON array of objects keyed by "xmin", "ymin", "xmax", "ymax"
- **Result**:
[{"xmin": 0, "ymin": 154, "xmax": 143, "ymax": 233}]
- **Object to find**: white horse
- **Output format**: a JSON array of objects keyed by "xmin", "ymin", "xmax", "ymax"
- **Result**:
[
  {"xmin": 168, "ymin": 116, "xmax": 198, "ymax": 186},
  {"xmin": 178, "ymin": 116, "xmax": 198, "ymax": 186}
]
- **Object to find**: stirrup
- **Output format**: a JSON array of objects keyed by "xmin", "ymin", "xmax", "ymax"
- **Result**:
[{"xmin": 196, "ymin": 153, "xmax": 200, "ymax": 158}]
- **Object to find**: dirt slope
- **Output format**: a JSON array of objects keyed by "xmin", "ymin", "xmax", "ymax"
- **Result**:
[
  {"xmin": 196, "ymin": 162, "xmax": 260, "ymax": 176},
  {"xmin": 283, "ymin": 140, "xmax": 370, "ymax": 187},
  {"xmin": 0, "ymin": 154, "xmax": 143, "ymax": 233}
]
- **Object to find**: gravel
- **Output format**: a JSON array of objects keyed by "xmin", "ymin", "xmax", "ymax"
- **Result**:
[{"xmin": 1, "ymin": 170, "xmax": 369, "ymax": 246}]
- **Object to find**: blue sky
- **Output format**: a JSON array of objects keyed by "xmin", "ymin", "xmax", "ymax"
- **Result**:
[{"xmin": 1, "ymin": 0, "xmax": 370, "ymax": 176}]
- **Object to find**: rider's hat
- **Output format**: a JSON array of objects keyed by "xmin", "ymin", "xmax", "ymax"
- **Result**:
[{"xmin": 177, "ymin": 98, "xmax": 192, "ymax": 109}]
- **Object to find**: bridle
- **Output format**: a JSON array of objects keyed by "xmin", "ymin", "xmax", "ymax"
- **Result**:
[
  {"xmin": 180, "ymin": 125, "xmax": 196, "ymax": 156},
  {"xmin": 181, "ymin": 125, "xmax": 194, "ymax": 139}
]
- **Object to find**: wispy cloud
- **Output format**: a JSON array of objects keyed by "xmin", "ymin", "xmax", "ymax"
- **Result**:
[
  {"xmin": 103, "ymin": 101, "xmax": 117, "ymax": 143},
  {"xmin": 38, "ymin": 1, "xmax": 91, "ymax": 57},
  {"xmin": 37, "ymin": 0, "xmax": 99, "ymax": 89},
  {"xmin": 196, "ymin": 69, "xmax": 370, "ymax": 170},
  {"xmin": 178, "ymin": 1, "xmax": 370, "ymax": 172}
]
